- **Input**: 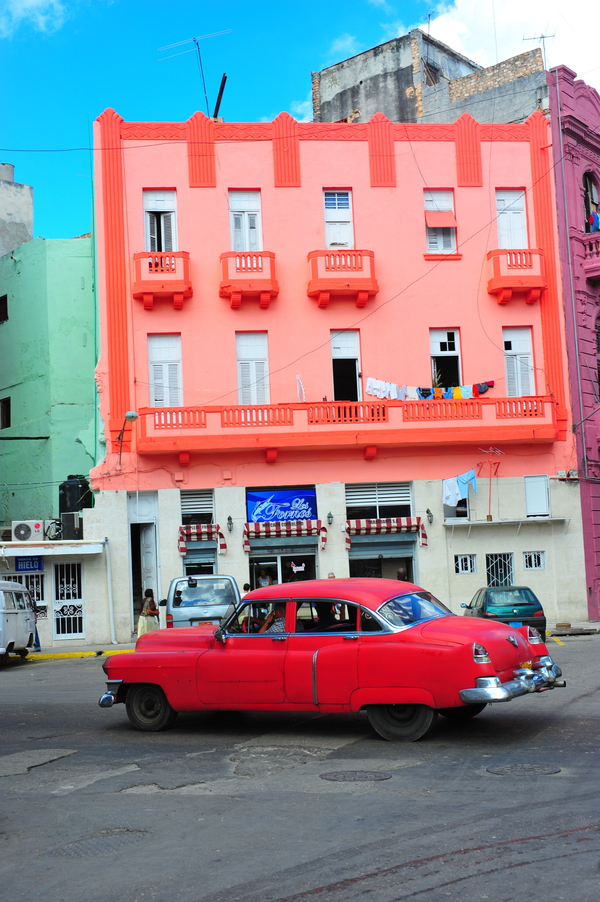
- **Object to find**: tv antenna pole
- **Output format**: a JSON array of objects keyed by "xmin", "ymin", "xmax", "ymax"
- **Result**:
[
  {"xmin": 523, "ymin": 32, "xmax": 555, "ymax": 69},
  {"xmin": 158, "ymin": 30, "xmax": 231, "ymax": 117}
]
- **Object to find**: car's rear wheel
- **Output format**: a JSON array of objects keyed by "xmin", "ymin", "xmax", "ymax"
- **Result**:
[
  {"xmin": 438, "ymin": 703, "xmax": 487, "ymax": 720},
  {"xmin": 366, "ymin": 704, "xmax": 437, "ymax": 741},
  {"xmin": 125, "ymin": 684, "xmax": 178, "ymax": 732}
]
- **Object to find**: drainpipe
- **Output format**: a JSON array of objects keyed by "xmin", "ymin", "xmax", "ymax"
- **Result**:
[{"xmin": 104, "ymin": 537, "xmax": 117, "ymax": 644}]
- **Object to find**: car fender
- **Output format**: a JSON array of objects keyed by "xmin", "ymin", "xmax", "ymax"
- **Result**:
[
  {"xmin": 350, "ymin": 687, "xmax": 436, "ymax": 712},
  {"xmin": 104, "ymin": 650, "xmax": 205, "ymax": 711}
]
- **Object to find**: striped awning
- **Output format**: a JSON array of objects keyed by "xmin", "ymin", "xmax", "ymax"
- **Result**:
[
  {"xmin": 243, "ymin": 520, "xmax": 327, "ymax": 553},
  {"xmin": 345, "ymin": 517, "xmax": 427, "ymax": 549},
  {"xmin": 178, "ymin": 524, "xmax": 227, "ymax": 555}
]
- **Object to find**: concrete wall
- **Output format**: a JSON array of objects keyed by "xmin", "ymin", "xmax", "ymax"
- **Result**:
[
  {"xmin": 0, "ymin": 237, "xmax": 95, "ymax": 526},
  {"xmin": 0, "ymin": 164, "xmax": 33, "ymax": 257}
]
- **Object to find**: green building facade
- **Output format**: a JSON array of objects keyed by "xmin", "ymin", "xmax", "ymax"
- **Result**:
[{"xmin": 0, "ymin": 237, "xmax": 96, "ymax": 531}]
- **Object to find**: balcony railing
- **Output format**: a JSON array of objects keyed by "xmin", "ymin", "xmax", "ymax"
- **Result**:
[
  {"xmin": 486, "ymin": 248, "xmax": 546, "ymax": 304},
  {"xmin": 135, "ymin": 396, "xmax": 560, "ymax": 455},
  {"xmin": 219, "ymin": 252, "xmax": 279, "ymax": 309},
  {"xmin": 577, "ymin": 233, "xmax": 600, "ymax": 281},
  {"xmin": 307, "ymin": 250, "xmax": 379, "ymax": 308},
  {"xmin": 132, "ymin": 251, "xmax": 192, "ymax": 310}
]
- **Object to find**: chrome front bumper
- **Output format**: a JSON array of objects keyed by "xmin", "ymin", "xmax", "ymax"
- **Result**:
[
  {"xmin": 98, "ymin": 680, "xmax": 123, "ymax": 708},
  {"xmin": 459, "ymin": 656, "xmax": 565, "ymax": 704}
]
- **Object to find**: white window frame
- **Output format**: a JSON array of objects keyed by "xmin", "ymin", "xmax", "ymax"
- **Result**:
[
  {"xmin": 424, "ymin": 190, "xmax": 457, "ymax": 253},
  {"xmin": 503, "ymin": 327, "xmax": 534, "ymax": 397},
  {"xmin": 496, "ymin": 189, "xmax": 527, "ymax": 249},
  {"xmin": 524, "ymin": 475, "xmax": 550, "ymax": 517},
  {"xmin": 430, "ymin": 328, "xmax": 461, "ymax": 385},
  {"xmin": 144, "ymin": 190, "xmax": 177, "ymax": 252},
  {"xmin": 523, "ymin": 551, "xmax": 546, "ymax": 570},
  {"xmin": 148, "ymin": 334, "xmax": 182, "ymax": 407},
  {"xmin": 236, "ymin": 332, "xmax": 270, "ymax": 405},
  {"xmin": 229, "ymin": 191, "xmax": 263, "ymax": 253},
  {"xmin": 324, "ymin": 191, "xmax": 354, "ymax": 249},
  {"xmin": 454, "ymin": 554, "xmax": 477, "ymax": 574}
]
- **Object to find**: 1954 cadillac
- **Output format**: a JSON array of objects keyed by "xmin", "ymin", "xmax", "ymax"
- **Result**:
[{"xmin": 99, "ymin": 578, "xmax": 565, "ymax": 741}]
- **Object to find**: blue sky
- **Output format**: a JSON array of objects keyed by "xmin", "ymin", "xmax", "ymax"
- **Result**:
[{"xmin": 1, "ymin": 0, "xmax": 595, "ymax": 239}]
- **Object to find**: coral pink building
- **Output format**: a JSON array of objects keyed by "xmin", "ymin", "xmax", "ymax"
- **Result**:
[{"xmin": 83, "ymin": 107, "xmax": 586, "ymax": 643}]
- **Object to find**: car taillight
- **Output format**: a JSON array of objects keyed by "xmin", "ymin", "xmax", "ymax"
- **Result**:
[
  {"xmin": 527, "ymin": 626, "xmax": 543, "ymax": 643},
  {"xmin": 473, "ymin": 642, "xmax": 491, "ymax": 663},
  {"xmin": 482, "ymin": 611, "xmax": 497, "ymax": 617},
  {"xmin": 166, "ymin": 614, "xmax": 173, "ymax": 629},
  {"xmin": 533, "ymin": 611, "xmax": 544, "ymax": 617}
]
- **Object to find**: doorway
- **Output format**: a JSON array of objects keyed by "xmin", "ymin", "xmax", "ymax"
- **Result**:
[
  {"xmin": 130, "ymin": 522, "xmax": 158, "ymax": 622},
  {"xmin": 349, "ymin": 556, "xmax": 414, "ymax": 582},
  {"xmin": 331, "ymin": 330, "xmax": 361, "ymax": 401},
  {"xmin": 250, "ymin": 554, "xmax": 316, "ymax": 587}
]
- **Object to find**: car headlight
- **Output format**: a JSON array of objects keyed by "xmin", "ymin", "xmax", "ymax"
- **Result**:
[{"xmin": 473, "ymin": 642, "xmax": 491, "ymax": 663}]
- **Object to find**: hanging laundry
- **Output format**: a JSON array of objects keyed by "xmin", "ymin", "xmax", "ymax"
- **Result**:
[
  {"xmin": 442, "ymin": 387, "xmax": 454, "ymax": 399},
  {"xmin": 452, "ymin": 386, "xmax": 463, "ymax": 399},
  {"xmin": 397, "ymin": 385, "xmax": 406, "ymax": 400},
  {"xmin": 417, "ymin": 387, "xmax": 433, "ymax": 399},
  {"xmin": 442, "ymin": 477, "xmax": 461, "ymax": 507},
  {"xmin": 472, "ymin": 384, "xmax": 480, "ymax": 398},
  {"xmin": 475, "ymin": 382, "xmax": 489, "ymax": 394},
  {"xmin": 405, "ymin": 386, "xmax": 419, "ymax": 400},
  {"xmin": 486, "ymin": 381, "xmax": 495, "ymax": 388},
  {"xmin": 434, "ymin": 387, "xmax": 443, "ymax": 399},
  {"xmin": 457, "ymin": 469, "xmax": 477, "ymax": 498},
  {"xmin": 461, "ymin": 385, "xmax": 473, "ymax": 399}
]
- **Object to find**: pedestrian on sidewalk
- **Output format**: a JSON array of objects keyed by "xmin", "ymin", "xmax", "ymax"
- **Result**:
[{"xmin": 137, "ymin": 589, "xmax": 160, "ymax": 637}]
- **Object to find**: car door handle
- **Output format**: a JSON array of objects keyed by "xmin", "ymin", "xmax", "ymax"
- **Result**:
[
  {"xmin": 344, "ymin": 635, "xmax": 359, "ymax": 640},
  {"xmin": 271, "ymin": 636, "xmax": 287, "ymax": 641}
]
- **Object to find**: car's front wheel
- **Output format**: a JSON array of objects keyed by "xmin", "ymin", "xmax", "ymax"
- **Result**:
[
  {"xmin": 438, "ymin": 703, "xmax": 487, "ymax": 720},
  {"xmin": 125, "ymin": 684, "xmax": 178, "ymax": 732},
  {"xmin": 366, "ymin": 704, "xmax": 437, "ymax": 741}
]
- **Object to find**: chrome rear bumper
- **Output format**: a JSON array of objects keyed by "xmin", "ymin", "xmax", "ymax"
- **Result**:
[
  {"xmin": 98, "ymin": 680, "xmax": 123, "ymax": 708},
  {"xmin": 459, "ymin": 656, "xmax": 564, "ymax": 704}
]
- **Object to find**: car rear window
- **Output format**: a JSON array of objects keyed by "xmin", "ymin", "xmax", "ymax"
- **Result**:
[
  {"xmin": 486, "ymin": 588, "xmax": 540, "ymax": 607},
  {"xmin": 378, "ymin": 591, "xmax": 452, "ymax": 627},
  {"xmin": 173, "ymin": 580, "xmax": 236, "ymax": 607}
]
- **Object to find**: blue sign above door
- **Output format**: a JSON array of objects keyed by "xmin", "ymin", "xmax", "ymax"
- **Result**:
[{"xmin": 247, "ymin": 488, "xmax": 317, "ymax": 523}]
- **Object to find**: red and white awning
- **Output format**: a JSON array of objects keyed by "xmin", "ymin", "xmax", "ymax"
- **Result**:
[
  {"xmin": 345, "ymin": 517, "xmax": 427, "ymax": 549},
  {"xmin": 178, "ymin": 524, "xmax": 227, "ymax": 555},
  {"xmin": 243, "ymin": 520, "xmax": 327, "ymax": 553}
]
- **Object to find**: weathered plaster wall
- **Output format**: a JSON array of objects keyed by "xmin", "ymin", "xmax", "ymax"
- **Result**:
[{"xmin": 0, "ymin": 164, "xmax": 33, "ymax": 257}]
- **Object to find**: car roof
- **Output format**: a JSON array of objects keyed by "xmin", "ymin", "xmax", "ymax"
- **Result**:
[
  {"xmin": 485, "ymin": 586, "xmax": 533, "ymax": 592},
  {"xmin": 245, "ymin": 578, "xmax": 424, "ymax": 612}
]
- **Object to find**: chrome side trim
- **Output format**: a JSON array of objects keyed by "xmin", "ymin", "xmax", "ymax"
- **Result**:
[{"xmin": 312, "ymin": 650, "xmax": 319, "ymax": 705}]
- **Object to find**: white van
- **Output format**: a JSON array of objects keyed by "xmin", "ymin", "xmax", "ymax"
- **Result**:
[{"xmin": 0, "ymin": 580, "xmax": 36, "ymax": 665}]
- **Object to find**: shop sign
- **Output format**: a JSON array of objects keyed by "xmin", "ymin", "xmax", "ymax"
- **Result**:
[
  {"xmin": 247, "ymin": 488, "xmax": 317, "ymax": 523},
  {"xmin": 15, "ymin": 556, "xmax": 43, "ymax": 572}
]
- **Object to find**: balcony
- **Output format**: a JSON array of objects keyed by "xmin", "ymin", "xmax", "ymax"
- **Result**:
[
  {"xmin": 579, "ymin": 234, "xmax": 600, "ymax": 281},
  {"xmin": 219, "ymin": 252, "xmax": 279, "ymax": 309},
  {"xmin": 135, "ymin": 396, "xmax": 561, "ymax": 458},
  {"xmin": 487, "ymin": 249, "xmax": 546, "ymax": 304},
  {"xmin": 132, "ymin": 252, "xmax": 192, "ymax": 310},
  {"xmin": 307, "ymin": 250, "xmax": 379, "ymax": 308}
]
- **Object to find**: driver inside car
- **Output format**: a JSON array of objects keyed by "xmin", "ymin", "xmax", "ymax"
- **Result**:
[{"xmin": 258, "ymin": 604, "xmax": 286, "ymax": 633}]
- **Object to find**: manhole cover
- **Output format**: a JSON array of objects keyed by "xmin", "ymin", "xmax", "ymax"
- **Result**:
[
  {"xmin": 486, "ymin": 764, "xmax": 561, "ymax": 776},
  {"xmin": 319, "ymin": 771, "xmax": 393, "ymax": 782},
  {"xmin": 47, "ymin": 829, "xmax": 148, "ymax": 858}
]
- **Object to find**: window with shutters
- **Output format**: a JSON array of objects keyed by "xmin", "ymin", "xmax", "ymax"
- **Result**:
[
  {"xmin": 324, "ymin": 191, "xmax": 354, "ymax": 249},
  {"xmin": 181, "ymin": 489, "xmax": 214, "ymax": 526},
  {"xmin": 503, "ymin": 327, "xmax": 534, "ymax": 397},
  {"xmin": 345, "ymin": 483, "xmax": 412, "ymax": 519},
  {"xmin": 144, "ymin": 190, "xmax": 177, "ymax": 252},
  {"xmin": 236, "ymin": 332, "xmax": 270, "ymax": 405},
  {"xmin": 524, "ymin": 475, "xmax": 549, "ymax": 517},
  {"xmin": 583, "ymin": 172, "xmax": 599, "ymax": 232},
  {"xmin": 148, "ymin": 335, "xmax": 182, "ymax": 407},
  {"xmin": 424, "ymin": 190, "xmax": 457, "ymax": 254},
  {"xmin": 496, "ymin": 190, "xmax": 527, "ymax": 248},
  {"xmin": 430, "ymin": 329, "xmax": 461, "ymax": 386},
  {"xmin": 229, "ymin": 191, "xmax": 262, "ymax": 252}
]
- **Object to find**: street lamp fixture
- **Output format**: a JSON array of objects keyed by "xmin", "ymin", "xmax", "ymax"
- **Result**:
[{"xmin": 118, "ymin": 411, "xmax": 139, "ymax": 465}]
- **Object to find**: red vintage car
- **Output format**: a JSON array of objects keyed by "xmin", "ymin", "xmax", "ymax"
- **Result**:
[{"xmin": 99, "ymin": 578, "xmax": 565, "ymax": 741}]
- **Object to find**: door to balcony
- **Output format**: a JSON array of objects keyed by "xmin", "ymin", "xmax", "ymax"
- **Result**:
[{"xmin": 331, "ymin": 330, "xmax": 361, "ymax": 401}]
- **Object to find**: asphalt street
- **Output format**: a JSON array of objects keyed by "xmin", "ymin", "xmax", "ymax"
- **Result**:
[{"xmin": 0, "ymin": 636, "xmax": 599, "ymax": 902}]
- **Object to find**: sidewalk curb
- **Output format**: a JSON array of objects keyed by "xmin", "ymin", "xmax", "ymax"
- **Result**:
[{"xmin": 29, "ymin": 649, "xmax": 135, "ymax": 661}]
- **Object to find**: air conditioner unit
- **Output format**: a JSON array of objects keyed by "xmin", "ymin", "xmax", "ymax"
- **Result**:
[{"xmin": 12, "ymin": 520, "xmax": 44, "ymax": 542}]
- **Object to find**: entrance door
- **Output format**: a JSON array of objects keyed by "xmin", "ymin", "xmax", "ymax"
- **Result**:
[
  {"xmin": 53, "ymin": 562, "xmax": 84, "ymax": 638},
  {"xmin": 250, "ymin": 554, "xmax": 316, "ymax": 587},
  {"xmin": 331, "ymin": 330, "xmax": 361, "ymax": 401}
]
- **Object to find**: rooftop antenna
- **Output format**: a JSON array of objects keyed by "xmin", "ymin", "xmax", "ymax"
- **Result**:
[
  {"xmin": 523, "ymin": 31, "xmax": 555, "ymax": 69},
  {"xmin": 158, "ymin": 30, "xmax": 232, "ymax": 117}
]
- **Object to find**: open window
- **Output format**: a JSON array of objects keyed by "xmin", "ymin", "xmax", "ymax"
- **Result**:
[
  {"xmin": 424, "ymin": 190, "xmax": 457, "ymax": 254},
  {"xmin": 430, "ymin": 329, "xmax": 461, "ymax": 386},
  {"xmin": 584, "ymin": 172, "xmax": 599, "ymax": 233},
  {"xmin": 144, "ymin": 190, "xmax": 177, "ymax": 252}
]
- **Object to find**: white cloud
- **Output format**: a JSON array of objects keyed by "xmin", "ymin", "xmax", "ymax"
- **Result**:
[
  {"xmin": 367, "ymin": 0, "xmax": 393, "ymax": 12},
  {"xmin": 329, "ymin": 33, "xmax": 364, "ymax": 61},
  {"xmin": 427, "ymin": 0, "xmax": 600, "ymax": 91},
  {"xmin": 0, "ymin": 0, "xmax": 67, "ymax": 38},
  {"xmin": 290, "ymin": 94, "xmax": 313, "ymax": 122}
]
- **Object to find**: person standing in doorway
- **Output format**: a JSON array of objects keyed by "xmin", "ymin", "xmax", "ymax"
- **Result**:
[
  {"xmin": 137, "ymin": 588, "xmax": 160, "ymax": 637},
  {"xmin": 258, "ymin": 568, "xmax": 273, "ymax": 587}
]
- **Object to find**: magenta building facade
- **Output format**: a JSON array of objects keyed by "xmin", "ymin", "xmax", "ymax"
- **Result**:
[{"xmin": 549, "ymin": 66, "xmax": 600, "ymax": 620}]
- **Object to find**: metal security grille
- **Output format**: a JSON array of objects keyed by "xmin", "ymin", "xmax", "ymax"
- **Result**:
[
  {"xmin": 53, "ymin": 563, "xmax": 84, "ymax": 637},
  {"xmin": 454, "ymin": 554, "xmax": 476, "ymax": 574},
  {"xmin": 524, "ymin": 551, "xmax": 545, "ymax": 570},
  {"xmin": 486, "ymin": 553, "xmax": 514, "ymax": 587}
]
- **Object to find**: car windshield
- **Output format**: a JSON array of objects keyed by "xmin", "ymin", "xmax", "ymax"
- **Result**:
[
  {"xmin": 486, "ymin": 588, "xmax": 539, "ymax": 607},
  {"xmin": 377, "ymin": 591, "xmax": 452, "ymax": 627},
  {"xmin": 173, "ymin": 579, "xmax": 236, "ymax": 607}
]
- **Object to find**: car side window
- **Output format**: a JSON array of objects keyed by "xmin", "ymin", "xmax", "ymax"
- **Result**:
[
  {"xmin": 227, "ymin": 601, "xmax": 287, "ymax": 634},
  {"xmin": 14, "ymin": 592, "xmax": 27, "ymax": 610},
  {"xmin": 360, "ymin": 608, "xmax": 384, "ymax": 632},
  {"xmin": 293, "ymin": 600, "xmax": 368, "ymax": 633},
  {"xmin": 3, "ymin": 592, "xmax": 15, "ymax": 610}
]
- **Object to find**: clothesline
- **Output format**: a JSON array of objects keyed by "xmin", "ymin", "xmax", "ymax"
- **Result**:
[
  {"xmin": 365, "ymin": 378, "xmax": 494, "ymax": 401},
  {"xmin": 442, "ymin": 469, "xmax": 478, "ymax": 507}
]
